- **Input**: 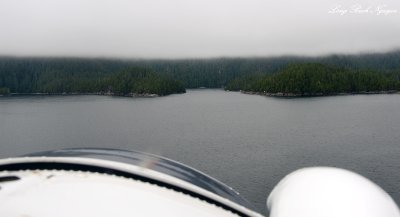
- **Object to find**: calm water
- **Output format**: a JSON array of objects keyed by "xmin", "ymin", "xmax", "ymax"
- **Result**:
[{"xmin": 1, "ymin": 89, "xmax": 400, "ymax": 213}]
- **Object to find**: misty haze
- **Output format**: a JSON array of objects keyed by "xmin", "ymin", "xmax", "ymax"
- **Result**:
[{"xmin": 0, "ymin": 0, "xmax": 399, "ymax": 58}]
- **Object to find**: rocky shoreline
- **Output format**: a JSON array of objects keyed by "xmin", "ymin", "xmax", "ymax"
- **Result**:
[{"xmin": 239, "ymin": 90, "xmax": 399, "ymax": 97}]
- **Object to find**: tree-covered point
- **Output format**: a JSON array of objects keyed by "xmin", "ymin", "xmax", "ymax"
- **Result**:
[
  {"xmin": 225, "ymin": 63, "xmax": 400, "ymax": 96},
  {"xmin": 109, "ymin": 68, "xmax": 185, "ymax": 96},
  {"xmin": 0, "ymin": 63, "xmax": 185, "ymax": 96}
]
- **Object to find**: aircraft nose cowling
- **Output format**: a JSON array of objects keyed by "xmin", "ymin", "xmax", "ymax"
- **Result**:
[{"xmin": 267, "ymin": 167, "xmax": 400, "ymax": 217}]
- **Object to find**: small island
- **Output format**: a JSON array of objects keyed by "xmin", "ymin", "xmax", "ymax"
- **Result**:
[{"xmin": 225, "ymin": 63, "xmax": 400, "ymax": 97}]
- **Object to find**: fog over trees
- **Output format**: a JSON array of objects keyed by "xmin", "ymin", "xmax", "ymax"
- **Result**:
[{"xmin": 0, "ymin": 51, "xmax": 400, "ymax": 96}]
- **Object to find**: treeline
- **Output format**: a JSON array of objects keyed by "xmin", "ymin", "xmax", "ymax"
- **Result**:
[
  {"xmin": 0, "ymin": 50, "xmax": 400, "ymax": 94},
  {"xmin": 225, "ymin": 63, "xmax": 400, "ymax": 95},
  {"xmin": 0, "ymin": 57, "xmax": 289, "ymax": 91},
  {"xmin": 0, "ymin": 63, "xmax": 185, "ymax": 96},
  {"xmin": 0, "ymin": 57, "xmax": 128, "ymax": 93},
  {"xmin": 108, "ymin": 69, "xmax": 185, "ymax": 96}
]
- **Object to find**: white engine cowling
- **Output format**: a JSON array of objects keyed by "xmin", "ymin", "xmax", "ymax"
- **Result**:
[{"xmin": 267, "ymin": 167, "xmax": 400, "ymax": 217}]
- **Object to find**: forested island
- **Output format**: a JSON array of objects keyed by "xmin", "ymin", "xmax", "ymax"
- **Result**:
[
  {"xmin": 1, "ymin": 50, "xmax": 400, "ymax": 97},
  {"xmin": 225, "ymin": 63, "xmax": 400, "ymax": 96}
]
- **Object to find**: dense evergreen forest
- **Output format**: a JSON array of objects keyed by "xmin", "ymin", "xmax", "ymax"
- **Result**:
[
  {"xmin": 0, "ymin": 50, "xmax": 400, "ymax": 96},
  {"xmin": 108, "ymin": 69, "xmax": 185, "ymax": 96},
  {"xmin": 225, "ymin": 63, "xmax": 400, "ymax": 96},
  {"xmin": 0, "ymin": 62, "xmax": 185, "ymax": 96}
]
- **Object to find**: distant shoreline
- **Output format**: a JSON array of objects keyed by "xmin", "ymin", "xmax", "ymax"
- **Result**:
[
  {"xmin": 239, "ymin": 90, "xmax": 399, "ymax": 97},
  {"xmin": 0, "ymin": 92, "xmax": 168, "ymax": 98},
  {"xmin": 2, "ymin": 90, "xmax": 399, "ymax": 98}
]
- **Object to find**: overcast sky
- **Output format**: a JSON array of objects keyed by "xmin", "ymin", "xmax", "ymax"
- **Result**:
[{"xmin": 0, "ymin": 0, "xmax": 399, "ymax": 58}]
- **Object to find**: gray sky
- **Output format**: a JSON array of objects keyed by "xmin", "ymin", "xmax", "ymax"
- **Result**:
[{"xmin": 0, "ymin": 0, "xmax": 399, "ymax": 58}]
